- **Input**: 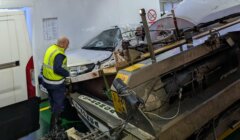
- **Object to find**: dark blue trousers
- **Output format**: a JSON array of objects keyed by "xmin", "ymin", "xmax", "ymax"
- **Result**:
[{"xmin": 43, "ymin": 82, "xmax": 66, "ymax": 114}]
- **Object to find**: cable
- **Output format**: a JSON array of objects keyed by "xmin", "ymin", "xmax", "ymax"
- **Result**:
[
  {"xmin": 111, "ymin": 115, "xmax": 132, "ymax": 140},
  {"xmin": 144, "ymin": 99, "xmax": 180, "ymax": 120},
  {"xmin": 144, "ymin": 77, "xmax": 161, "ymax": 103},
  {"xmin": 144, "ymin": 88, "xmax": 182, "ymax": 120}
]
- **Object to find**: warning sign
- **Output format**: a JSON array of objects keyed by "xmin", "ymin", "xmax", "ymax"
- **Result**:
[{"xmin": 147, "ymin": 9, "xmax": 157, "ymax": 24}]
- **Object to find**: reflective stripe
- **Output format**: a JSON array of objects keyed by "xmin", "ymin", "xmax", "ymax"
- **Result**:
[
  {"xmin": 42, "ymin": 77, "xmax": 65, "ymax": 85},
  {"xmin": 48, "ymin": 49, "xmax": 58, "ymax": 65},
  {"xmin": 42, "ymin": 63, "xmax": 53, "ymax": 69}
]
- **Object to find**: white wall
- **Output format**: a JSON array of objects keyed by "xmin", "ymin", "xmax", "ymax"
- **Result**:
[
  {"xmin": 0, "ymin": 0, "xmax": 35, "ymax": 8},
  {"xmin": 32, "ymin": 0, "xmax": 160, "ymax": 95},
  {"xmin": 33, "ymin": 0, "xmax": 160, "ymax": 50}
]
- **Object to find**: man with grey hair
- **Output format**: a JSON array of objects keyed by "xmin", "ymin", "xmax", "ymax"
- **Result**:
[{"xmin": 41, "ymin": 36, "xmax": 70, "ymax": 138}]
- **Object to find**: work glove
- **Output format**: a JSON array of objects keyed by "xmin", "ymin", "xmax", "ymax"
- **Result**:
[{"xmin": 65, "ymin": 77, "xmax": 71, "ymax": 85}]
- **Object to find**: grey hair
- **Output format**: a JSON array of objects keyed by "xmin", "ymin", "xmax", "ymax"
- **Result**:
[{"xmin": 57, "ymin": 36, "xmax": 69, "ymax": 48}]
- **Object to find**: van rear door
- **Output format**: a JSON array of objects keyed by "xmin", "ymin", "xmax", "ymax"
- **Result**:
[
  {"xmin": 0, "ymin": 12, "xmax": 29, "ymax": 107},
  {"xmin": 0, "ymin": 11, "xmax": 39, "ymax": 139}
]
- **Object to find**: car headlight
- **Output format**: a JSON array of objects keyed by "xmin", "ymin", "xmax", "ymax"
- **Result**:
[{"xmin": 69, "ymin": 63, "xmax": 95, "ymax": 76}]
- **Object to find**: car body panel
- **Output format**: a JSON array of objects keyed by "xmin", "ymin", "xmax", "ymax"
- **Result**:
[
  {"xmin": 173, "ymin": 0, "xmax": 240, "ymax": 24},
  {"xmin": 66, "ymin": 48, "xmax": 112, "ymax": 67}
]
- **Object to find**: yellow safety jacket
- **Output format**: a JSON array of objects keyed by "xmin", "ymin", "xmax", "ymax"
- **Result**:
[{"xmin": 42, "ymin": 44, "xmax": 67, "ymax": 84}]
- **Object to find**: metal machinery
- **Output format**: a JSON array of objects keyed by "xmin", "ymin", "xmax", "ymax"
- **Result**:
[{"xmin": 68, "ymin": 11, "xmax": 240, "ymax": 140}]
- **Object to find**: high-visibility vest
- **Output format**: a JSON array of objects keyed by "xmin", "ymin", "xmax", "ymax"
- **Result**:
[{"xmin": 42, "ymin": 44, "xmax": 67, "ymax": 85}]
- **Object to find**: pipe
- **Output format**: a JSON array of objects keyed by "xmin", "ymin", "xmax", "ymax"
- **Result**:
[
  {"xmin": 171, "ymin": 9, "xmax": 180, "ymax": 38},
  {"xmin": 140, "ymin": 8, "xmax": 156, "ymax": 63}
]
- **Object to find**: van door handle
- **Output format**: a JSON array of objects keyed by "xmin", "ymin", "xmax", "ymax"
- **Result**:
[{"xmin": 0, "ymin": 61, "xmax": 20, "ymax": 70}]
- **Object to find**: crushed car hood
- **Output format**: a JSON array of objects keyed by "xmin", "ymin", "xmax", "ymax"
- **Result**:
[
  {"xmin": 65, "ymin": 48, "xmax": 112, "ymax": 67},
  {"xmin": 169, "ymin": 0, "xmax": 240, "ymax": 24}
]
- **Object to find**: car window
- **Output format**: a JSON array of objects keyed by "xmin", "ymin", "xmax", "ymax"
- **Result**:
[{"xmin": 83, "ymin": 28, "xmax": 121, "ymax": 51}]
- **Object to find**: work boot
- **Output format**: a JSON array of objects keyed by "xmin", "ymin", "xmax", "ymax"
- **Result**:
[
  {"xmin": 56, "ymin": 114, "xmax": 63, "ymax": 129},
  {"xmin": 55, "ymin": 130, "xmax": 68, "ymax": 140},
  {"xmin": 54, "ymin": 113, "xmax": 64, "ymax": 131},
  {"xmin": 40, "ymin": 114, "xmax": 56, "ymax": 140},
  {"xmin": 40, "ymin": 130, "xmax": 56, "ymax": 140},
  {"xmin": 49, "ymin": 113, "xmax": 55, "ymax": 131},
  {"xmin": 50, "ymin": 113, "xmax": 62, "ymax": 130},
  {"xmin": 41, "ymin": 113, "xmax": 63, "ymax": 140}
]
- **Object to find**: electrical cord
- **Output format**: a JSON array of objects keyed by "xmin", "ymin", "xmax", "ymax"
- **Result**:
[
  {"xmin": 144, "ymin": 77, "xmax": 161, "ymax": 103},
  {"xmin": 111, "ymin": 115, "xmax": 132, "ymax": 140},
  {"xmin": 144, "ymin": 88, "xmax": 182, "ymax": 120}
]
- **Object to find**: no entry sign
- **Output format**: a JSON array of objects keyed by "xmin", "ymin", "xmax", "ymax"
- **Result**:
[{"xmin": 147, "ymin": 9, "xmax": 157, "ymax": 22}]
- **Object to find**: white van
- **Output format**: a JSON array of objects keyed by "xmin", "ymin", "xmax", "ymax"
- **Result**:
[{"xmin": 0, "ymin": 10, "xmax": 39, "ymax": 139}]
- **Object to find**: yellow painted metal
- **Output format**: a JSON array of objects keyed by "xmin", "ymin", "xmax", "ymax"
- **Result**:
[
  {"xmin": 116, "ymin": 73, "xmax": 129, "ymax": 83},
  {"xmin": 124, "ymin": 64, "xmax": 145, "ymax": 72},
  {"xmin": 111, "ymin": 91, "xmax": 127, "ymax": 114},
  {"xmin": 218, "ymin": 123, "xmax": 240, "ymax": 140},
  {"xmin": 40, "ymin": 106, "xmax": 50, "ymax": 112}
]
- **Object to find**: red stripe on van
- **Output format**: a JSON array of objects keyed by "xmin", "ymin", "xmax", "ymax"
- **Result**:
[{"xmin": 26, "ymin": 56, "xmax": 36, "ymax": 98}]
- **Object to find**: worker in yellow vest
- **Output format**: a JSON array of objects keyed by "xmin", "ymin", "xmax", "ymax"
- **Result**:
[{"xmin": 42, "ymin": 36, "xmax": 70, "ymax": 138}]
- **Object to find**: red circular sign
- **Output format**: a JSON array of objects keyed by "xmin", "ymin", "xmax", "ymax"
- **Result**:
[{"xmin": 147, "ymin": 9, "xmax": 157, "ymax": 22}]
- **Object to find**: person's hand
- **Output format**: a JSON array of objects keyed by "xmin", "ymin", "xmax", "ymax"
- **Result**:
[{"xmin": 65, "ymin": 77, "xmax": 71, "ymax": 85}]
